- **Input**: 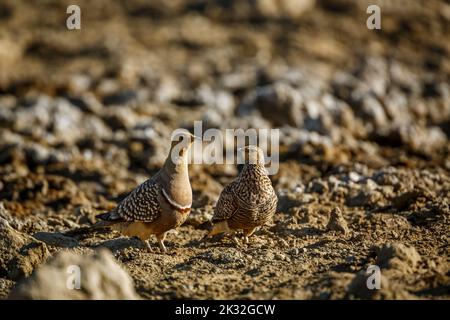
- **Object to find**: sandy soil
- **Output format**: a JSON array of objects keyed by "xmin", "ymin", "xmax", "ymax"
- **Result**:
[{"xmin": 0, "ymin": 0, "xmax": 449, "ymax": 299}]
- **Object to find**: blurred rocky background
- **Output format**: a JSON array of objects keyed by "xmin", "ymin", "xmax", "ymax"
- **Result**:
[{"xmin": 0, "ymin": 0, "xmax": 449, "ymax": 299}]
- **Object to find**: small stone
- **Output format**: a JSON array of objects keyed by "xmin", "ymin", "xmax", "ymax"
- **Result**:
[
  {"xmin": 348, "ymin": 172, "xmax": 362, "ymax": 183},
  {"xmin": 257, "ymin": 0, "xmax": 316, "ymax": 19},
  {"xmin": 184, "ymin": 208, "xmax": 213, "ymax": 227},
  {"xmin": 238, "ymin": 82, "xmax": 303, "ymax": 127},
  {"xmin": 307, "ymin": 180, "xmax": 329, "ymax": 194},
  {"xmin": 326, "ymin": 207, "xmax": 349, "ymax": 234},
  {"xmin": 102, "ymin": 89, "xmax": 137, "ymax": 106},
  {"xmin": 361, "ymin": 95, "xmax": 387, "ymax": 128},
  {"xmin": 199, "ymin": 249, "xmax": 246, "ymax": 265},
  {"xmin": 62, "ymin": 218, "xmax": 79, "ymax": 229},
  {"xmin": 278, "ymin": 238, "xmax": 289, "ymax": 247},
  {"xmin": 274, "ymin": 252, "xmax": 287, "ymax": 261},
  {"xmin": 346, "ymin": 189, "xmax": 383, "ymax": 207}
]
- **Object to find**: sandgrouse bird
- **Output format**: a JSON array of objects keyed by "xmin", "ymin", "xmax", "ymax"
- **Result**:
[
  {"xmin": 208, "ymin": 145, "xmax": 278, "ymax": 243},
  {"xmin": 95, "ymin": 132, "xmax": 195, "ymax": 253}
]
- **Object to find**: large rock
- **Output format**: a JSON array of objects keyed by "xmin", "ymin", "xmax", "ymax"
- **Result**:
[
  {"xmin": 0, "ymin": 217, "xmax": 30, "ymax": 277},
  {"xmin": 0, "ymin": 215, "xmax": 50, "ymax": 280},
  {"xmin": 375, "ymin": 243, "xmax": 421, "ymax": 273},
  {"xmin": 9, "ymin": 249, "xmax": 140, "ymax": 300},
  {"xmin": 7, "ymin": 241, "xmax": 50, "ymax": 280},
  {"xmin": 346, "ymin": 268, "xmax": 415, "ymax": 300}
]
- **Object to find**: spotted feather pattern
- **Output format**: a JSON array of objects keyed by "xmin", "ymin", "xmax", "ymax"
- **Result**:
[
  {"xmin": 212, "ymin": 181, "xmax": 238, "ymax": 222},
  {"xmin": 115, "ymin": 174, "xmax": 162, "ymax": 222},
  {"xmin": 213, "ymin": 164, "xmax": 277, "ymax": 228}
]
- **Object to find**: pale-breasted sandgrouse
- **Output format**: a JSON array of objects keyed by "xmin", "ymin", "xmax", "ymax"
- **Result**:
[
  {"xmin": 95, "ymin": 131, "xmax": 195, "ymax": 252},
  {"xmin": 207, "ymin": 145, "xmax": 278, "ymax": 243}
]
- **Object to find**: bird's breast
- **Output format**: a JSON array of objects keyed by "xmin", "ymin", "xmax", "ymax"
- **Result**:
[{"xmin": 161, "ymin": 187, "xmax": 191, "ymax": 212}]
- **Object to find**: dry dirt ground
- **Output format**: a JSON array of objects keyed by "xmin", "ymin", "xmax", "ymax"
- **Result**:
[{"xmin": 0, "ymin": 0, "xmax": 449, "ymax": 299}]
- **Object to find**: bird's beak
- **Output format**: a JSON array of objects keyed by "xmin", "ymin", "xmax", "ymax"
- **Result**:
[{"xmin": 189, "ymin": 134, "xmax": 201, "ymax": 146}]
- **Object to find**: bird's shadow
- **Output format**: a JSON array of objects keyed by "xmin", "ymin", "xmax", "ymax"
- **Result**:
[
  {"xmin": 93, "ymin": 237, "xmax": 145, "ymax": 252},
  {"xmin": 271, "ymin": 225, "xmax": 325, "ymax": 238},
  {"xmin": 185, "ymin": 233, "xmax": 239, "ymax": 249},
  {"xmin": 32, "ymin": 231, "xmax": 80, "ymax": 248}
]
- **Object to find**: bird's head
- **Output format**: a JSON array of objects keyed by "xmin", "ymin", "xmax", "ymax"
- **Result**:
[
  {"xmin": 168, "ymin": 130, "xmax": 197, "ymax": 165},
  {"xmin": 238, "ymin": 145, "xmax": 266, "ymax": 166}
]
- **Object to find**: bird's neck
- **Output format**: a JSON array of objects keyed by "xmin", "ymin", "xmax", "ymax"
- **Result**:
[
  {"xmin": 161, "ymin": 156, "xmax": 191, "ymax": 206},
  {"xmin": 233, "ymin": 164, "xmax": 270, "ymax": 200},
  {"xmin": 238, "ymin": 164, "xmax": 268, "ymax": 185},
  {"xmin": 163, "ymin": 155, "xmax": 189, "ymax": 175}
]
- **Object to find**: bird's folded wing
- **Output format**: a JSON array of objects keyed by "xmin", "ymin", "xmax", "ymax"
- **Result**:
[
  {"xmin": 212, "ymin": 182, "xmax": 238, "ymax": 221},
  {"xmin": 255, "ymin": 192, "xmax": 278, "ymax": 215},
  {"xmin": 116, "ymin": 180, "xmax": 162, "ymax": 222}
]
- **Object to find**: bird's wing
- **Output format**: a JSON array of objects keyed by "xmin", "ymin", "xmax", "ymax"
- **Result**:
[
  {"xmin": 254, "ymin": 190, "xmax": 278, "ymax": 221},
  {"xmin": 251, "ymin": 185, "xmax": 278, "ymax": 211},
  {"xmin": 212, "ymin": 181, "xmax": 239, "ymax": 222},
  {"xmin": 116, "ymin": 178, "xmax": 162, "ymax": 222}
]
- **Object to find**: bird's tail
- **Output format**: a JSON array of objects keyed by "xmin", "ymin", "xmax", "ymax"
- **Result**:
[
  {"xmin": 206, "ymin": 220, "xmax": 230, "ymax": 238},
  {"xmin": 60, "ymin": 211, "xmax": 119, "ymax": 237},
  {"xmin": 92, "ymin": 211, "xmax": 121, "ymax": 229}
]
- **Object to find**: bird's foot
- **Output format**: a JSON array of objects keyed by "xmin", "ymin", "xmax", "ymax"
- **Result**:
[
  {"xmin": 242, "ymin": 228, "xmax": 256, "ymax": 246},
  {"xmin": 155, "ymin": 233, "xmax": 168, "ymax": 253},
  {"xmin": 232, "ymin": 236, "xmax": 241, "ymax": 247},
  {"xmin": 158, "ymin": 241, "xmax": 167, "ymax": 253},
  {"xmin": 145, "ymin": 240, "xmax": 153, "ymax": 253}
]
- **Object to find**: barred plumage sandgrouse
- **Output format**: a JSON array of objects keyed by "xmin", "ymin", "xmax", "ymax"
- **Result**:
[
  {"xmin": 208, "ymin": 145, "xmax": 278, "ymax": 243},
  {"xmin": 95, "ymin": 132, "xmax": 195, "ymax": 252}
]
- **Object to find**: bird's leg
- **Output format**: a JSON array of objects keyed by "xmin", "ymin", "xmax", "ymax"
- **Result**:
[
  {"xmin": 231, "ymin": 230, "xmax": 242, "ymax": 246},
  {"xmin": 156, "ymin": 232, "xmax": 167, "ymax": 253},
  {"xmin": 232, "ymin": 234, "xmax": 240, "ymax": 246},
  {"xmin": 144, "ymin": 239, "xmax": 153, "ymax": 252},
  {"xmin": 243, "ymin": 227, "xmax": 256, "ymax": 244}
]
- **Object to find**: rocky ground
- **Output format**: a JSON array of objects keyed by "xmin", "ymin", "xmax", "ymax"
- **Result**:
[{"xmin": 0, "ymin": 0, "xmax": 449, "ymax": 299}]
